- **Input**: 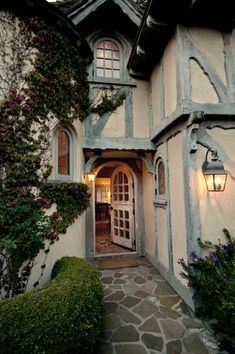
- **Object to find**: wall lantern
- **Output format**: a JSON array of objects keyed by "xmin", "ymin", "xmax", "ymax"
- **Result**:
[
  {"xmin": 202, "ymin": 148, "xmax": 227, "ymax": 192},
  {"xmin": 85, "ymin": 172, "xmax": 96, "ymax": 183}
]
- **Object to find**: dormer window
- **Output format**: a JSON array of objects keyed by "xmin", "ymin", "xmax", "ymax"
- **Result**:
[{"xmin": 96, "ymin": 40, "xmax": 120, "ymax": 79}]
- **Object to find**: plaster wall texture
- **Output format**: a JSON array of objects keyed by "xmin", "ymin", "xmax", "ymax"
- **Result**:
[
  {"xmin": 155, "ymin": 206, "xmax": 169, "ymax": 268},
  {"xmin": 101, "ymin": 104, "xmax": 125, "ymax": 137},
  {"xmin": 150, "ymin": 64, "xmax": 162, "ymax": 129},
  {"xmin": 27, "ymin": 214, "xmax": 86, "ymax": 290},
  {"xmin": 142, "ymin": 162, "xmax": 155, "ymax": 256},
  {"xmin": 231, "ymin": 29, "xmax": 235, "ymax": 78},
  {"xmin": 132, "ymin": 80, "xmax": 150, "ymax": 138},
  {"xmin": 195, "ymin": 128, "xmax": 235, "ymax": 245},
  {"xmin": 168, "ymin": 133, "xmax": 187, "ymax": 282},
  {"xmin": 188, "ymin": 27, "xmax": 226, "ymax": 85},
  {"xmin": 190, "ymin": 59, "xmax": 219, "ymax": 103},
  {"xmin": 28, "ymin": 118, "xmax": 86, "ymax": 289},
  {"xmin": 163, "ymin": 37, "xmax": 177, "ymax": 118},
  {"xmin": 73, "ymin": 119, "xmax": 85, "ymax": 180},
  {"xmin": 154, "ymin": 143, "xmax": 169, "ymax": 269}
]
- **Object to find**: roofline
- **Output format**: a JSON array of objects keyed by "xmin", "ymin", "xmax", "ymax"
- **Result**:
[
  {"xmin": 127, "ymin": 0, "xmax": 154, "ymax": 77},
  {"xmin": 128, "ymin": 0, "xmax": 235, "ymax": 79},
  {"xmin": 0, "ymin": 0, "xmax": 93, "ymax": 63},
  {"xmin": 60, "ymin": 0, "xmax": 143, "ymax": 27}
]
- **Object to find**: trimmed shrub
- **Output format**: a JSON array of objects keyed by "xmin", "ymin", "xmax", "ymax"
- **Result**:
[{"xmin": 0, "ymin": 257, "xmax": 104, "ymax": 354}]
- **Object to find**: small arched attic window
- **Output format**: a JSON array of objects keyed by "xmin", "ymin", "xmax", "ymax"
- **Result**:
[
  {"xmin": 155, "ymin": 159, "xmax": 166, "ymax": 198},
  {"xmin": 55, "ymin": 127, "xmax": 73, "ymax": 180},
  {"xmin": 96, "ymin": 39, "xmax": 120, "ymax": 79}
]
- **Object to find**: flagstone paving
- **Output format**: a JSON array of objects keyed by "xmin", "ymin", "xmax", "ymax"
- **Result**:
[{"xmin": 96, "ymin": 257, "xmax": 225, "ymax": 354}]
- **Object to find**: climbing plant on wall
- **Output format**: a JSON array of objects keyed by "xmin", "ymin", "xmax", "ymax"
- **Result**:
[{"xmin": 0, "ymin": 11, "xmax": 90, "ymax": 299}]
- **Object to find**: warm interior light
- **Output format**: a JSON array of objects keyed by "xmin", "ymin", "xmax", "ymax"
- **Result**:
[
  {"xmin": 87, "ymin": 173, "xmax": 96, "ymax": 183},
  {"xmin": 202, "ymin": 148, "xmax": 227, "ymax": 192},
  {"xmin": 204, "ymin": 174, "xmax": 227, "ymax": 192}
]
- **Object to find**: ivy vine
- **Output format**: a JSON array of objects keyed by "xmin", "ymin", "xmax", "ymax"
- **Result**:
[
  {"xmin": 0, "ymin": 12, "xmax": 90, "ymax": 298},
  {"xmin": 92, "ymin": 90, "xmax": 126, "ymax": 116}
]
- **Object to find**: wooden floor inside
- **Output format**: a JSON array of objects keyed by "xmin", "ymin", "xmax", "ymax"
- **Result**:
[{"xmin": 95, "ymin": 219, "xmax": 131, "ymax": 255}]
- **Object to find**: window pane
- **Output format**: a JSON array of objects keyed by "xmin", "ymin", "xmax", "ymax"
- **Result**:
[
  {"xmin": 105, "ymin": 60, "xmax": 112, "ymax": 69},
  {"xmin": 105, "ymin": 41, "xmax": 114, "ymax": 49},
  {"xmin": 113, "ymin": 50, "xmax": 120, "ymax": 60},
  {"xmin": 97, "ymin": 49, "xmax": 104, "ymax": 58},
  {"xmin": 97, "ymin": 59, "xmax": 104, "ymax": 67},
  {"xmin": 97, "ymin": 41, "xmax": 104, "ymax": 49},
  {"xmin": 97, "ymin": 68, "xmax": 104, "ymax": 77},
  {"xmin": 106, "ymin": 50, "xmax": 112, "ymax": 59},
  {"xmin": 113, "ymin": 70, "xmax": 120, "ymax": 79},
  {"xmin": 113, "ymin": 61, "xmax": 120, "ymax": 69},
  {"xmin": 58, "ymin": 130, "xmax": 69, "ymax": 175},
  {"xmin": 105, "ymin": 69, "xmax": 112, "ymax": 78},
  {"xmin": 158, "ymin": 161, "xmax": 166, "ymax": 195},
  {"xmin": 124, "ymin": 194, "xmax": 129, "ymax": 201}
]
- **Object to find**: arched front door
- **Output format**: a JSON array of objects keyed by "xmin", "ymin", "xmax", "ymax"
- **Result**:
[{"xmin": 111, "ymin": 166, "xmax": 135, "ymax": 250}]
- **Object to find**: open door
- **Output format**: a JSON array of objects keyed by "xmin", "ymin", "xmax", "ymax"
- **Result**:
[{"xmin": 111, "ymin": 166, "xmax": 135, "ymax": 250}]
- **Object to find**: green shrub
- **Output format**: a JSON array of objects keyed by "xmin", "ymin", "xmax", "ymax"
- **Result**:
[
  {"xmin": 0, "ymin": 257, "xmax": 104, "ymax": 354},
  {"xmin": 179, "ymin": 229, "xmax": 235, "ymax": 351}
]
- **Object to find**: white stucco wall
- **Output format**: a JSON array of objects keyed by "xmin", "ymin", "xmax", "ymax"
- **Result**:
[
  {"xmin": 232, "ymin": 29, "xmax": 235, "ymax": 77},
  {"xmin": 142, "ymin": 162, "xmax": 155, "ymax": 255},
  {"xmin": 150, "ymin": 64, "xmax": 162, "ymax": 129},
  {"xmin": 188, "ymin": 27, "xmax": 226, "ymax": 85},
  {"xmin": 163, "ymin": 37, "xmax": 177, "ymax": 118},
  {"xmin": 27, "ymin": 215, "xmax": 86, "ymax": 290},
  {"xmin": 154, "ymin": 143, "xmax": 169, "ymax": 269},
  {"xmin": 190, "ymin": 59, "xmax": 219, "ymax": 103},
  {"xmin": 168, "ymin": 133, "xmax": 187, "ymax": 281},
  {"xmin": 155, "ymin": 206, "xmax": 169, "ymax": 269},
  {"xmin": 132, "ymin": 81, "xmax": 150, "ymax": 138},
  {"xmin": 101, "ymin": 104, "xmax": 126, "ymax": 137},
  {"xmin": 194, "ymin": 128, "xmax": 235, "ymax": 245},
  {"xmin": 28, "ymin": 119, "xmax": 87, "ymax": 289}
]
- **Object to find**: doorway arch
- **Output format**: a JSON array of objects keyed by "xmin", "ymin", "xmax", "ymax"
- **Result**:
[{"xmin": 86, "ymin": 159, "xmax": 143, "ymax": 257}]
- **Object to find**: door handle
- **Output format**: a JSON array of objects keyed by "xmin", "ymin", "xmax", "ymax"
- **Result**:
[{"xmin": 110, "ymin": 207, "xmax": 113, "ymax": 210}]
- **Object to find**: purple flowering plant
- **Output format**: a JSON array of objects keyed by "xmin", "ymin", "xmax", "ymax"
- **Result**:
[{"xmin": 178, "ymin": 229, "xmax": 235, "ymax": 350}]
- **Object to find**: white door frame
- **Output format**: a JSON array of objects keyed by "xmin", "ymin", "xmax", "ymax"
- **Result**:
[{"xmin": 92, "ymin": 161, "xmax": 138, "ymax": 255}]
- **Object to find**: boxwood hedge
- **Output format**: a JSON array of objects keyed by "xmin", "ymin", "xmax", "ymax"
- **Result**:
[{"xmin": 0, "ymin": 257, "xmax": 104, "ymax": 353}]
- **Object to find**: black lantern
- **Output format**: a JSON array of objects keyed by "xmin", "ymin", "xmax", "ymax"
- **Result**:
[{"xmin": 202, "ymin": 148, "xmax": 227, "ymax": 192}]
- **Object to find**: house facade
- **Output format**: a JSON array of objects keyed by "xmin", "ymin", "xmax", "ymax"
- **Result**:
[{"xmin": 1, "ymin": 0, "xmax": 235, "ymax": 308}]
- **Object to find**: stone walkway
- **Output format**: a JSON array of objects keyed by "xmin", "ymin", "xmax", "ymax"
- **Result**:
[{"xmin": 96, "ymin": 257, "xmax": 223, "ymax": 354}]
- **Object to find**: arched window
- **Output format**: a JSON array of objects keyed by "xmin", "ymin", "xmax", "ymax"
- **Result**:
[
  {"xmin": 55, "ymin": 127, "xmax": 73, "ymax": 180},
  {"xmin": 155, "ymin": 159, "xmax": 166, "ymax": 198},
  {"xmin": 96, "ymin": 40, "xmax": 120, "ymax": 79}
]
